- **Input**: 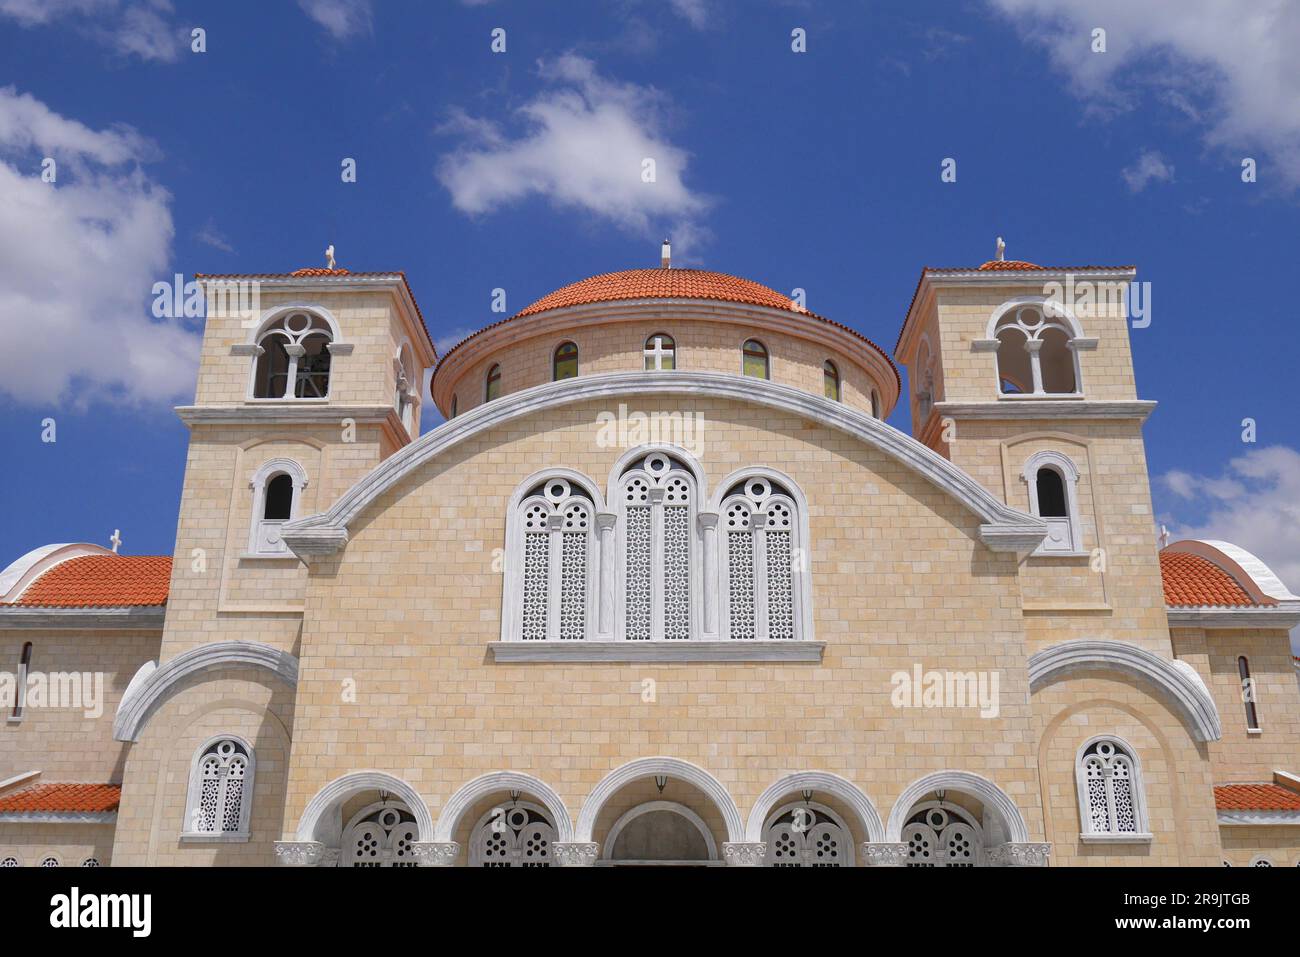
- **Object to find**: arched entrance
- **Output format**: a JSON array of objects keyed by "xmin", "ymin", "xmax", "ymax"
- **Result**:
[
  {"xmin": 341, "ymin": 801, "xmax": 421, "ymax": 867},
  {"xmin": 886, "ymin": 770, "xmax": 1039, "ymax": 868}
]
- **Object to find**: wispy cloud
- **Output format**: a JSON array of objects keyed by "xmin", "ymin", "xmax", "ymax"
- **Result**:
[
  {"xmin": 436, "ymin": 55, "xmax": 712, "ymax": 252},
  {"xmin": 296, "ymin": 0, "xmax": 372, "ymax": 40},
  {"xmin": 0, "ymin": 87, "xmax": 199, "ymax": 407},
  {"xmin": 194, "ymin": 219, "xmax": 234, "ymax": 254},
  {"xmin": 0, "ymin": 0, "xmax": 186, "ymax": 62},
  {"xmin": 1121, "ymin": 149, "xmax": 1175, "ymax": 193},
  {"xmin": 988, "ymin": 0, "xmax": 1300, "ymax": 190}
]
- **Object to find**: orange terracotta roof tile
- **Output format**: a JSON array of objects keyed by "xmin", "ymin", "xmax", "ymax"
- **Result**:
[
  {"xmin": 13, "ymin": 554, "xmax": 171, "ymax": 607},
  {"xmin": 433, "ymin": 267, "xmax": 900, "ymax": 393},
  {"xmin": 0, "ymin": 783, "xmax": 121, "ymax": 814},
  {"xmin": 1214, "ymin": 784, "xmax": 1300, "ymax": 812},
  {"xmin": 1159, "ymin": 551, "xmax": 1272, "ymax": 608},
  {"xmin": 977, "ymin": 259, "xmax": 1045, "ymax": 270},
  {"xmin": 289, "ymin": 267, "xmax": 351, "ymax": 277}
]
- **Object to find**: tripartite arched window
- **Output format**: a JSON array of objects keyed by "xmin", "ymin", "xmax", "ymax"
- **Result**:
[
  {"xmin": 252, "ymin": 311, "xmax": 333, "ymax": 398},
  {"xmin": 1238, "ymin": 656, "xmax": 1260, "ymax": 730},
  {"xmin": 993, "ymin": 303, "xmax": 1082, "ymax": 395},
  {"xmin": 903, "ymin": 804, "xmax": 981, "ymax": 867},
  {"xmin": 720, "ymin": 476, "xmax": 803, "ymax": 640},
  {"xmin": 823, "ymin": 360, "xmax": 840, "ymax": 401},
  {"xmin": 248, "ymin": 459, "xmax": 308, "ymax": 556},
  {"xmin": 553, "ymin": 341, "xmax": 579, "ymax": 381},
  {"xmin": 644, "ymin": 333, "xmax": 675, "ymax": 370},
  {"xmin": 511, "ymin": 477, "xmax": 596, "ymax": 641},
  {"xmin": 742, "ymin": 339, "xmax": 769, "ymax": 379},
  {"xmin": 342, "ymin": 805, "xmax": 419, "ymax": 867},
  {"xmin": 617, "ymin": 452, "xmax": 698, "ymax": 640},
  {"xmin": 764, "ymin": 801, "xmax": 853, "ymax": 867},
  {"xmin": 1077, "ymin": 738, "xmax": 1147, "ymax": 836},
  {"xmin": 184, "ymin": 737, "xmax": 254, "ymax": 837},
  {"xmin": 470, "ymin": 802, "xmax": 556, "ymax": 867},
  {"xmin": 485, "ymin": 363, "xmax": 502, "ymax": 402},
  {"xmin": 1023, "ymin": 451, "xmax": 1082, "ymax": 555}
]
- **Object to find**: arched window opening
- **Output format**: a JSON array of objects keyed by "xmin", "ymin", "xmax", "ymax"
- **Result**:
[
  {"xmin": 470, "ymin": 802, "xmax": 556, "ymax": 867},
  {"xmin": 342, "ymin": 804, "xmax": 419, "ymax": 867},
  {"xmin": 1024, "ymin": 452, "xmax": 1082, "ymax": 554},
  {"xmin": 553, "ymin": 342, "xmax": 579, "ymax": 381},
  {"xmin": 903, "ymin": 804, "xmax": 981, "ymax": 867},
  {"xmin": 184, "ymin": 737, "xmax": 254, "ymax": 837},
  {"xmin": 511, "ymin": 477, "xmax": 595, "ymax": 642},
  {"xmin": 0, "ymin": 857, "xmax": 19, "ymax": 867},
  {"xmin": 764, "ymin": 801, "xmax": 853, "ymax": 867},
  {"xmin": 604, "ymin": 802, "xmax": 717, "ymax": 864},
  {"xmin": 644, "ymin": 333, "xmax": 675, "ymax": 371},
  {"xmin": 263, "ymin": 473, "xmax": 293, "ymax": 521},
  {"xmin": 249, "ymin": 460, "xmax": 307, "ymax": 557},
  {"xmin": 252, "ymin": 311, "xmax": 334, "ymax": 399},
  {"xmin": 993, "ymin": 304, "xmax": 1081, "ymax": 396},
  {"xmin": 1078, "ymin": 738, "xmax": 1148, "ymax": 836},
  {"xmin": 823, "ymin": 360, "xmax": 840, "ymax": 401},
  {"xmin": 485, "ymin": 364, "xmax": 502, "ymax": 402},
  {"xmin": 39, "ymin": 856, "xmax": 60, "ymax": 867},
  {"xmin": 11, "ymin": 641, "xmax": 32, "ymax": 718},
  {"xmin": 870, "ymin": 388, "xmax": 880, "ymax": 419},
  {"xmin": 915, "ymin": 339, "xmax": 935, "ymax": 418},
  {"xmin": 450, "ymin": 394, "xmax": 458, "ymax": 419},
  {"xmin": 617, "ymin": 452, "xmax": 697, "ymax": 641},
  {"xmin": 720, "ymin": 475, "xmax": 803, "ymax": 641},
  {"xmin": 742, "ymin": 339, "xmax": 769, "ymax": 380},
  {"xmin": 1035, "ymin": 468, "xmax": 1068, "ymax": 518},
  {"xmin": 1238, "ymin": 656, "xmax": 1260, "ymax": 730},
  {"xmin": 395, "ymin": 345, "xmax": 417, "ymax": 433}
]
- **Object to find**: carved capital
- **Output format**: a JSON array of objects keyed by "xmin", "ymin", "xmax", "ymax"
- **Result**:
[
  {"xmin": 552, "ymin": 842, "xmax": 600, "ymax": 867},
  {"xmin": 595, "ymin": 511, "xmax": 617, "ymax": 532},
  {"xmin": 986, "ymin": 842, "xmax": 1051, "ymax": 867},
  {"xmin": 722, "ymin": 842, "xmax": 767, "ymax": 867},
  {"xmin": 409, "ymin": 842, "xmax": 460, "ymax": 867},
  {"xmin": 862, "ymin": 842, "xmax": 910, "ymax": 867},
  {"xmin": 696, "ymin": 511, "xmax": 720, "ymax": 531}
]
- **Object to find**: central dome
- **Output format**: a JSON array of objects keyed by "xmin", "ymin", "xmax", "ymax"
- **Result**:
[{"xmin": 515, "ymin": 268, "xmax": 809, "ymax": 319}]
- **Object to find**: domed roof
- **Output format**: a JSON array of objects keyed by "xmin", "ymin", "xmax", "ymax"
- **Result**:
[
  {"xmin": 515, "ymin": 267, "xmax": 807, "ymax": 318},
  {"xmin": 976, "ymin": 259, "xmax": 1044, "ymax": 271}
]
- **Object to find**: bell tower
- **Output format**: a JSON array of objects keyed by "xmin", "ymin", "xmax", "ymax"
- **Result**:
[{"xmin": 894, "ymin": 244, "xmax": 1169, "ymax": 653}]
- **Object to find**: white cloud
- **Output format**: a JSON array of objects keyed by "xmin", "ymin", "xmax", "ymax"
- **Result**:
[
  {"xmin": 297, "ymin": 0, "xmax": 372, "ymax": 40},
  {"xmin": 0, "ymin": 87, "xmax": 198, "ymax": 408},
  {"xmin": 194, "ymin": 219, "xmax": 234, "ymax": 254},
  {"xmin": 0, "ymin": 0, "xmax": 185, "ymax": 62},
  {"xmin": 988, "ymin": 0, "xmax": 1300, "ymax": 189},
  {"xmin": 436, "ymin": 55, "xmax": 711, "ymax": 249},
  {"xmin": 1159, "ymin": 445, "xmax": 1300, "ymax": 651},
  {"xmin": 669, "ymin": 0, "xmax": 711, "ymax": 29},
  {"xmin": 1120, "ymin": 149, "xmax": 1174, "ymax": 192}
]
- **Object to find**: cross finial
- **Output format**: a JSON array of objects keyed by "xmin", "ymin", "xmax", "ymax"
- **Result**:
[
  {"xmin": 325, "ymin": 244, "xmax": 336, "ymax": 270},
  {"xmin": 109, "ymin": 529, "xmax": 121, "ymax": 553},
  {"xmin": 1158, "ymin": 524, "xmax": 1170, "ymax": 549},
  {"xmin": 996, "ymin": 236, "xmax": 1006, "ymax": 261}
]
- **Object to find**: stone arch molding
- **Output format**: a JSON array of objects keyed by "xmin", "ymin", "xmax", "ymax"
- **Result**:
[
  {"xmin": 113, "ymin": 641, "xmax": 299, "ymax": 742},
  {"xmin": 280, "ymin": 371, "xmax": 1047, "ymax": 557},
  {"xmin": 1028, "ymin": 639, "xmax": 1222, "ymax": 742},
  {"xmin": 744, "ymin": 771, "xmax": 884, "ymax": 843},
  {"xmin": 296, "ymin": 771, "xmax": 434, "ymax": 844},
  {"xmin": 575, "ymin": 757, "xmax": 744, "ymax": 844},
  {"xmin": 885, "ymin": 770, "xmax": 1030, "ymax": 843},
  {"xmin": 434, "ymin": 771, "xmax": 575, "ymax": 843}
]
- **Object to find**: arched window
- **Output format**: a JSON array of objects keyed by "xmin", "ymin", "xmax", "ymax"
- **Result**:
[
  {"xmin": 644, "ymin": 333, "xmax": 675, "ymax": 370},
  {"xmin": 485, "ymin": 363, "xmax": 502, "ymax": 402},
  {"xmin": 914, "ymin": 338, "xmax": 935, "ymax": 420},
  {"xmin": 0, "ymin": 856, "xmax": 18, "ymax": 867},
  {"xmin": 742, "ymin": 339, "xmax": 769, "ymax": 379},
  {"xmin": 183, "ymin": 736, "xmax": 255, "ymax": 838},
  {"xmin": 39, "ymin": 856, "xmax": 60, "ymax": 867},
  {"xmin": 342, "ymin": 804, "xmax": 419, "ymax": 867},
  {"xmin": 764, "ymin": 801, "xmax": 853, "ymax": 867},
  {"xmin": 508, "ymin": 476, "xmax": 596, "ymax": 642},
  {"xmin": 81, "ymin": 858, "xmax": 100, "ymax": 867},
  {"xmin": 553, "ymin": 342, "xmax": 579, "ymax": 381},
  {"xmin": 1249, "ymin": 855, "xmax": 1274, "ymax": 867},
  {"xmin": 11, "ymin": 641, "xmax": 31, "ymax": 719},
  {"xmin": 469, "ymin": 802, "xmax": 556, "ymax": 867},
  {"xmin": 903, "ymin": 803, "xmax": 981, "ymax": 867},
  {"xmin": 823, "ymin": 360, "xmax": 840, "ymax": 401},
  {"xmin": 1238, "ymin": 656, "xmax": 1260, "ymax": 730},
  {"xmin": 616, "ymin": 451, "xmax": 698, "ymax": 641},
  {"xmin": 248, "ymin": 459, "xmax": 308, "ymax": 557},
  {"xmin": 870, "ymin": 388, "xmax": 880, "ymax": 419},
  {"xmin": 1077, "ymin": 737, "xmax": 1148, "ymax": 837},
  {"xmin": 394, "ymin": 344, "xmax": 417, "ymax": 434},
  {"xmin": 252, "ymin": 311, "xmax": 333, "ymax": 399},
  {"xmin": 720, "ymin": 475, "xmax": 805, "ymax": 640},
  {"xmin": 993, "ymin": 303, "xmax": 1082, "ymax": 395},
  {"xmin": 1023, "ymin": 451, "xmax": 1082, "ymax": 554},
  {"xmin": 449, "ymin": 395, "xmax": 458, "ymax": 419}
]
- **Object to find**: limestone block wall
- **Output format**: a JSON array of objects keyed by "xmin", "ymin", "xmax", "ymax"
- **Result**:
[
  {"xmin": 0, "ymin": 822, "xmax": 115, "ymax": 868},
  {"xmin": 1219, "ymin": 824, "xmax": 1300, "ymax": 867}
]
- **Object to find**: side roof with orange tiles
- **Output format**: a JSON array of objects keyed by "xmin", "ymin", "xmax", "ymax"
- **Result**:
[
  {"xmin": 0, "ymin": 783, "xmax": 122, "ymax": 814},
  {"xmin": 1214, "ymin": 784, "xmax": 1300, "ymax": 812},
  {"xmin": 1159, "ymin": 551, "xmax": 1274, "ymax": 608},
  {"xmin": 12, "ymin": 554, "xmax": 171, "ymax": 607}
]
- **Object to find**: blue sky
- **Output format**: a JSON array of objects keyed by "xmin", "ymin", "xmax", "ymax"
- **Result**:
[{"xmin": 1, "ymin": 0, "xmax": 1298, "ymax": 624}]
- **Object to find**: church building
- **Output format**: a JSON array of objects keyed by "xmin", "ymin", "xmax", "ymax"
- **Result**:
[{"xmin": 1, "ymin": 244, "xmax": 1297, "ymax": 867}]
